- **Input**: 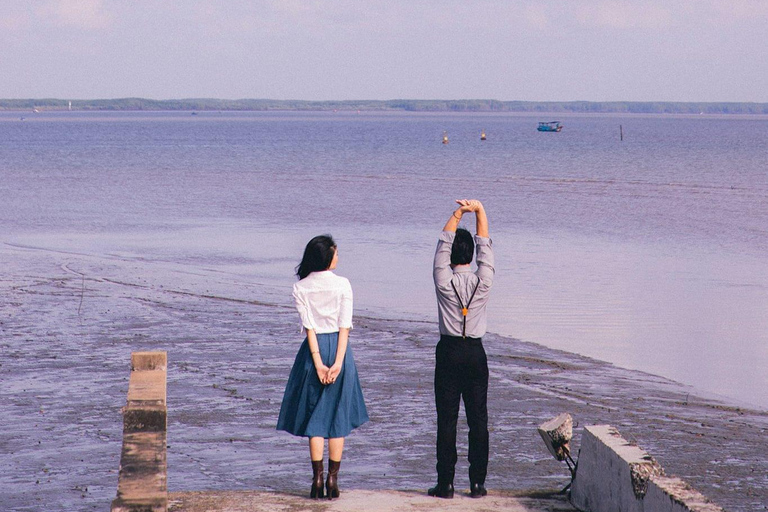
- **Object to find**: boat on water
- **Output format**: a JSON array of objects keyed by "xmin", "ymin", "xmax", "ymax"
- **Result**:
[{"xmin": 537, "ymin": 121, "xmax": 563, "ymax": 132}]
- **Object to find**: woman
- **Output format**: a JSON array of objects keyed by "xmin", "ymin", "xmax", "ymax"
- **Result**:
[{"xmin": 276, "ymin": 235, "xmax": 369, "ymax": 499}]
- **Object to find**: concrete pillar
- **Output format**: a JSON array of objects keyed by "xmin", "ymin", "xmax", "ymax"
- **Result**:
[{"xmin": 111, "ymin": 351, "xmax": 168, "ymax": 512}]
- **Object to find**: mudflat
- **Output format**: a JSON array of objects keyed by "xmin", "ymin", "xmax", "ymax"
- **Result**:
[{"xmin": 1, "ymin": 245, "xmax": 766, "ymax": 511}]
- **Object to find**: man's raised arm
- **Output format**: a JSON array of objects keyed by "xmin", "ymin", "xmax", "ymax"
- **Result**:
[
  {"xmin": 473, "ymin": 201, "xmax": 494, "ymax": 287},
  {"xmin": 474, "ymin": 201, "xmax": 489, "ymax": 238}
]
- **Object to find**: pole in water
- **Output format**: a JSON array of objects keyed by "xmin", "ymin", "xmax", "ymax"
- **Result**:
[{"xmin": 620, "ymin": 124, "xmax": 624, "ymax": 141}]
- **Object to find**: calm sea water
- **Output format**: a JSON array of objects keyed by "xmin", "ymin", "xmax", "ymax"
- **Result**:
[{"xmin": 1, "ymin": 110, "xmax": 767, "ymax": 409}]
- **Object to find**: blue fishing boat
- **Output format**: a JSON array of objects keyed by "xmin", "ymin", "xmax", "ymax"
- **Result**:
[{"xmin": 537, "ymin": 121, "xmax": 563, "ymax": 132}]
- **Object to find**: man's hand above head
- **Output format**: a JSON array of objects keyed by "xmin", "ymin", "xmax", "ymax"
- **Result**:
[
  {"xmin": 453, "ymin": 199, "xmax": 488, "ymax": 238},
  {"xmin": 455, "ymin": 199, "xmax": 473, "ymax": 214},
  {"xmin": 445, "ymin": 199, "xmax": 488, "ymax": 234},
  {"xmin": 456, "ymin": 199, "xmax": 483, "ymax": 213}
]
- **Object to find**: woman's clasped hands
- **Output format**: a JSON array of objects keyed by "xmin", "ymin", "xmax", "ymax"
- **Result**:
[{"xmin": 316, "ymin": 362, "xmax": 342, "ymax": 385}]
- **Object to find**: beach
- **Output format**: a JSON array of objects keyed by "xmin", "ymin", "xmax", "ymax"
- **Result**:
[{"xmin": 1, "ymin": 244, "xmax": 766, "ymax": 511}]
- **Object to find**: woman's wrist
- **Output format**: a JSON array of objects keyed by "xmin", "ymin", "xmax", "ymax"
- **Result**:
[{"xmin": 453, "ymin": 210, "xmax": 462, "ymax": 220}]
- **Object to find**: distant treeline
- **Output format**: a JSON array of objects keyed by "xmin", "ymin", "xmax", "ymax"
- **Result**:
[{"xmin": 2, "ymin": 98, "xmax": 768, "ymax": 114}]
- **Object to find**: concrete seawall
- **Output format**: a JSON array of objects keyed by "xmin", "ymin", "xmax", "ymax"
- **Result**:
[{"xmin": 571, "ymin": 425, "xmax": 724, "ymax": 512}]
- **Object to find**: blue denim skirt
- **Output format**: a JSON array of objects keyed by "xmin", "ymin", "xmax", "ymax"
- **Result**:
[{"xmin": 276, "ymin": 332, "xmax": 369, "ymax": 438}]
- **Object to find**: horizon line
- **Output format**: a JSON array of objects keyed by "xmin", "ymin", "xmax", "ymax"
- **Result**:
[{"xmin": 2, "ymin": 97, "xmax": 768, "ymax": 104}]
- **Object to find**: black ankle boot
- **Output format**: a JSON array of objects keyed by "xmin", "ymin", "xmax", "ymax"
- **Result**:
[
  {"xmin": 310, "ymin": 460, "xmax": 324, "ymax": 499},
  {"xmin": 326, "ymin": 459, "xmax": 341, "ymax": 499}
]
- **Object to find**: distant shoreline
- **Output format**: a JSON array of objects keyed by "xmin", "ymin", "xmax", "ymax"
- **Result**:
[{"xmin": 2, "ymin": 98, "xmax": 768, "ymax": 114}]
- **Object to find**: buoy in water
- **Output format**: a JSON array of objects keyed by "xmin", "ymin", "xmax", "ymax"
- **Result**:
[
  {"xmin": 480, "ymin": 130, "xmax": 486, "ymax": 141},
  {"xmin": 442, "ymin": 131, "xmax": 449, "ymax": 144}
]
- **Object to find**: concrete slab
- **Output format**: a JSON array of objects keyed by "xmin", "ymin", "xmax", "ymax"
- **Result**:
[
  {"xmin": 570, "ymin": 425, "xmax": 664, "ymax": 512},
  {"xmin": 537, "ymin": 413, "xmax": 573, "ymax": 462},
  {"xmin": 127, "ymin": 369, "xmax": 167, "ymax": 405},
  {"xmin": 132, "ymin": 351, "xmax": 168, "ymax": 371},
  {"xmin": 124, "ymin": 368, "xmax": 167, "ymax": 433},
  {"xmin": 115, "ymin": 432, "xmax": 167, "ymax": 501},
  {"xmin": 168, "ymin": 490, "xmax": 576, "ymax": 512},
  {"xmin": 645, "ymin": 477, "xmax": 724, "ymax": 512}
]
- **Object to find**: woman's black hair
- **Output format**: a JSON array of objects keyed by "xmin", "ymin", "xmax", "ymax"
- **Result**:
[
  {"xmin": 450, "ymin": 228, "xmax": 474, "ymax": 265},
  {"xmin": 296, "ymin": 235, "xmax": 337, "ymax": 280}
]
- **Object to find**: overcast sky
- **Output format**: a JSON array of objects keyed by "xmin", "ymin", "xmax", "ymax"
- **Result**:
[{"xmin": 1, "ymin": 1, "xmax": 766, "ymax": 102}]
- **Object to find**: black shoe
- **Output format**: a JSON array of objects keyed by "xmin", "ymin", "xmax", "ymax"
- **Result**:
[
  {"xmin": 428, "ymin": 483, "xmax": 454, "ymax": 499},
  {"xmin": 470, "ymin": 482, "xmax": 487, "ymax": 498}
]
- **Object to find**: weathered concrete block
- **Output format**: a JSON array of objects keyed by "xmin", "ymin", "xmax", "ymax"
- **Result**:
[
  {"xmin": 570, "ymin": 425, "xmax": 663, "ymax": 512},
  {"xmin": 112, "ymin": 352, "xmax": 168, "ymax": 512},
  {"xmin": 644, "ymin": 476, "xmax": 724, "ymax": 512},
  {"xmin": 131, "ymin": 351, "xmax": 167, "ymax": 371},
  {"xmin": 538, "ymin": 413, "xmax": 573, "ymax": 461},
  {"xmin": 127, "ymin": 369, "xmax": 167, "ymax": 406},
  {"xmin": 110, "ymin": 497, "xmax": 167, "ymax": 512},
  {"xmin": 124, "ymin": 356, "xmax": 167, "ymax": 433},
  {"xmin": 116, "ymin": 432, "xmax": 167, "ymax": 495},
  {"xmin": 123, "ymin": 406, "xmax": 167, "ymax": 433}
]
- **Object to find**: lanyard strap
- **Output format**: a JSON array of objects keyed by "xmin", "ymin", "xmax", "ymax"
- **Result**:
[{"xmin": 451, "ymin": 278, "xmax": 481, "ymax": 338}]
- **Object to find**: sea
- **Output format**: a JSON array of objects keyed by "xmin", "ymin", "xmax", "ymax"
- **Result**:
[{"xmin": 2, "ymin": 110, "xmax": 766, "ymax": 410}]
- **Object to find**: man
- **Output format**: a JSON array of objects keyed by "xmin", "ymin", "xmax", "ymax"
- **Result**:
[{"xmin": 429, "ymin": 199, "xmax": 494, "ymax": 499}]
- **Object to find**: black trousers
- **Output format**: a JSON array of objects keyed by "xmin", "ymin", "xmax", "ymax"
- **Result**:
[{"xmin": 434, "ymin": 334, "xmax": 489, "ymax": 486}]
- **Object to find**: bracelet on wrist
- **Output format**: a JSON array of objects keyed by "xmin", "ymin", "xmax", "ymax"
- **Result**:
[{"xmin": 453, "ymin": 211, "xmax": 462, "ymax": 220}]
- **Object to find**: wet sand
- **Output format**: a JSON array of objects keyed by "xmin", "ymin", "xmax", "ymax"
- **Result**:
[{"xmin": 1, "ymin": 244, "xmax": 766, "ymax": 511}]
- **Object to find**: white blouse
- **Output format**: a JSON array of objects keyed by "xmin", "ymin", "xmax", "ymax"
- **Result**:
[{"xmin": 292, "ymin": 270, "xmax": 353, "ymax": 334}]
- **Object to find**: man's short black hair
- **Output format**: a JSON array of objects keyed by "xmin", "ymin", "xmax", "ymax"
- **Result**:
[{"xmin": 451, "ymin": 228, "xmax": 474, "ymax": 265}]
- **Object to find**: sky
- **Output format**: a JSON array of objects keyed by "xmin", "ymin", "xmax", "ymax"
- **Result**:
[{"xmin": 1, "ymin": 0, "xmax": 767, "ymax": 102}]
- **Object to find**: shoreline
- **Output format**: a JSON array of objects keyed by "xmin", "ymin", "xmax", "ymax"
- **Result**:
[
  {"xmin": 4, "ymin": 110, "xmax": 768, "ymax": 123},
  {"xmin": 7, "ymin": 234, "xmax": 763, "ymax": 414},
  {"xmin": 2, "ymin": 98, "xmax": 768, "ymax": 114},
  {"xmin": 6, "ymin": 224, "xmax": 765, "ymax": 414},
  {"xmin": 356, "ymin": 308, "xmax": 766, "ymax": 415},
  {"xmin": 1, "ymin": 248, "xmax": 766, "ymax": 511}
]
